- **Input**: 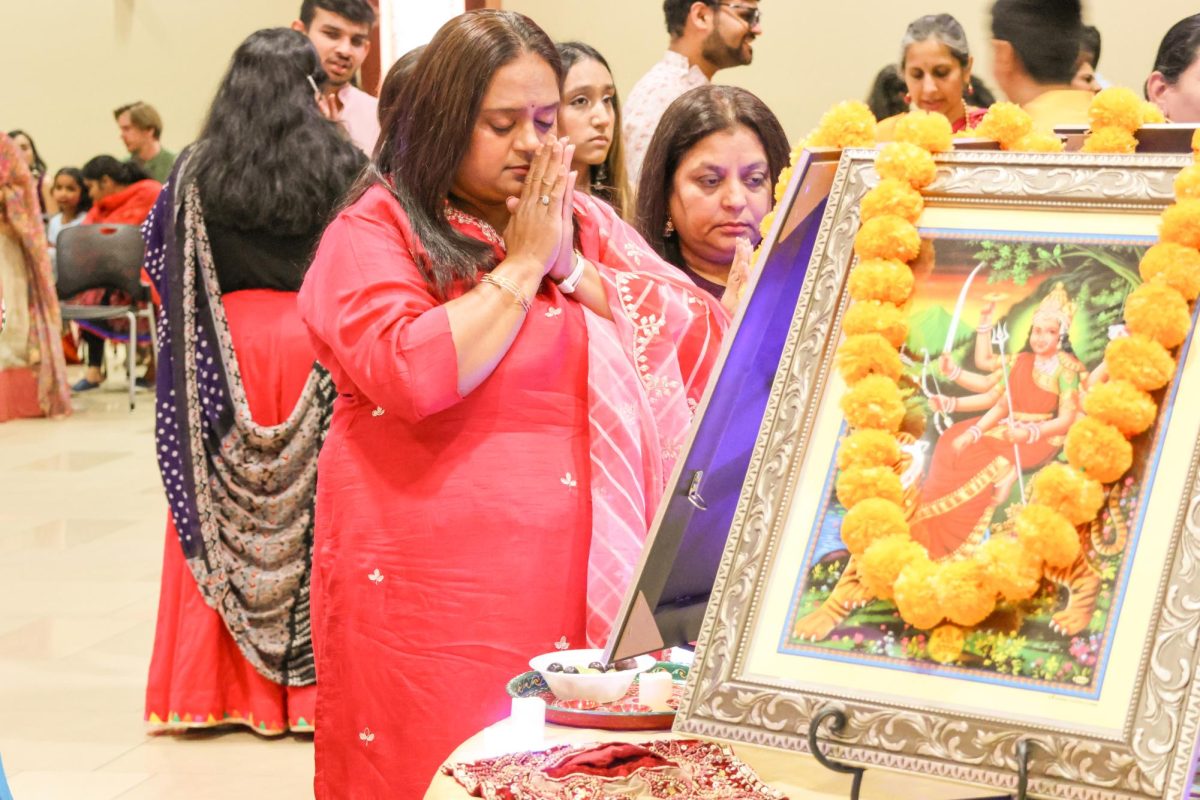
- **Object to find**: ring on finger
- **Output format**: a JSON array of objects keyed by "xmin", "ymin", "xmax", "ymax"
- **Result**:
[{"xmin": 540, "ymin": 194, "xmax": 551, "ymax": 206}]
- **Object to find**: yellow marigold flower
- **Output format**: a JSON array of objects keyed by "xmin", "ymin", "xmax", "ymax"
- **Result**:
[
  {"xmin": 1065, "ymin": 417, "xmax": 1133, "ymax": 484},
  {"xmin": 1083, "ymin": 379, "xmax": 1158, "ymax": 437},
  {"xmin": 837, "ymin": 429, "xmax": 901, "ymax": 472},
  {"xmin": 1192, "ymin": 127, "xmax": 1200, "ymax": 156},
  {"xmin": 1160, "ymin": 199, "xmax": 1200, "ymax": 249},
  {"xmin": 1142, "ymin": 102, "xmax": 1167, "ymax": 125},
  {"xmin": 1029, "ymin": 463, "xmax": 1104, "ymax": 526},
  {"xmin": 894, "ymin": 110, "xmax": 953, "ymax": 153},
  {"xmin": 1124, "ymin": 280, "xmax": 1191, "ymax": 349},
  {"xmin": 980, "ymin": 535, "xmax": 1044, "ymax": 602},
  {"xmin": 836, "ymin": 333, "xmax": 902, "ymax": 384},
  {"xmin": 893, "ymin": 558, "xmax": 943, "ymax": 630},
  {"xmin": 976, "ymin": 102, "xmax": 1034, "ymax": 148},
  {"xmin": 835, "ymin": 465, "xmax": 903, "ymax": 511},
  {"xmin": 809, "ymin": 101, "xmax": 877, "ymax": 149},
  {"xmin": 1177, "ymin": 164, "xmax": 1200, "ymax": 201},
  {"xmin": 928, "ymin": 624, "xmax": 966, "ymax": 664},
  {"xmin": 1105, "ymin": 334, "xmax": 1176, "ymax": 391},
  {"xmin": 758, "ymin": 210, "xmax": 777, "ymax": 240},
  {"xmin": 1088, "ymin": 87, "xmax": 1143, "ymax": 133},
  {"xmin": 1139, "ymin": 242, "xmax": 1200, "ymax": 300},
  {"xmin": 847, "ymin": 258, "xmax": 915, "ymax": 305},
  {"xmin": 1015, "ymin": 503, "xmax": 1080, "ymax": 570},
  {"xmin": 840, "ymin": 374, "xmax": 907, "ymax": 432},
  {"xmin": 1008, "ymin": 131, "xmax": 1065, "ymax": 153},
  {"xmin": 859, "ymin": 533, "xmax": 926, "ymax": 600},
  {"xmin": 861, "ymin": 178, "xmax": 924, "ymax": 224},
  {"xmin": 854, "ymin": 215, "xmax": 922, "ymax": 262},
  {"xmin": 1081, "ymin": 127, "xmax": 1137, "ymax": 154},
  {"xmin": 843, "ymin": 300, "xmax": 908, "ymax": 348},
  {"xmin": 875, "ymin": 142, "xmax": 937, "ymax": 189},
  {"xmin": 774, "ymin": 165, "xmax": 794, "ymax": 205},
  {"xmin": 841, "ymin": 498, "xmax": 909, "ymax": 556},
  {"xmin": 934, "ymin": 558, "xmax": 996, "ymax": 627},
  {"xmin": 954, "ymin": 127, "xmax": 977, "ymax": 139}
]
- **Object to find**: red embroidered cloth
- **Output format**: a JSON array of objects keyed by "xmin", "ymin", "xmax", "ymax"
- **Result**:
[{"xmin": 443, "ymin": 739, "xmax": 786, "ymax": 799}]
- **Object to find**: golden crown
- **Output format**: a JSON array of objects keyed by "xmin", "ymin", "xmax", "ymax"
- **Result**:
[{"xmin": 1033, "ymin": 282, "xmax": 1075, "ymax": 331}]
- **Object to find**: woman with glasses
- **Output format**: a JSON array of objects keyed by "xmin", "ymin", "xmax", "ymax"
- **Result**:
[
  {"xmin": 298, "ymin": 10, "xmax": 733, "ymax": 796},
  {"xmin": 142, "ymin": 27, "xmax": 363, "ymax": 739},
  {"xmin": 556, "ymin": 41, "xmax": 631, "ymax": 218},
  {"xmin": 623, "ymin": 0, "xmax": 763, "ymax": 184},
  {"xmin": 877, "ymin": 14, "xmax": 988, "ymax": 138}
]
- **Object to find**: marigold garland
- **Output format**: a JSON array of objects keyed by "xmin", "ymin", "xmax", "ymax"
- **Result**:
[
  {"xmin": 974, "ymin": 102, "xmax": 1032, "ymax": 149},
  {"xmin": 893, "ymin": 110, "xmax": 953, "ymax": 154},
  {"xmin": 1160, "ymin": 200, "xmax": 1200, "ymax": 249},
  {"xmin": 892, "ymin": 558, "xmax": 943, "ymax": 630},
  {"xmin": 1083, "ymin": 380, "xmax": 1158, "ymax": 437},
  {"xmin": 842, "ymin": 300, "xmax": 908, "ymax": 348},
  {"xmin": 1104, "ymin": 334, "xmax": 1175, "ymax": 391},
  {"xmin": 1015, "ymin": 504, "xmax": 1081, "ymax": 569},
  {"xmin": 1088, "ymin": 87, "xmax": 1143, "ymax": 132},
  {"xmin": 934, "ymin": 559, "xmax": 996, "ymax": 627},
  {"xmin": 839, "ymin": 375, "xmax": 906, "ymax": 432},
  {"xmin": 835, "ymin": 333, "xmax": 903, "ymax": 384},
  {"xmin": 1028, "ymin": 463, "xmax": 1103, "ymax": 526},
  {"xmin": 1065, "ymin": 417, "xmax": 1133, "ymax": 484},
  {"xmin": 875, "ymin": 142, "xmax": 937, "ymax": 189},
  {"xmin": 860, "ymin": 178, "xmax": 924, "ymax": 224},
  {"xmin": 853, "ymin": 215, "xmax": 922, "ymax": 262},
  {"xmin": 840, "ymin": 498, "xmax": 909, "ymax": 556},
  {"xmin": 835, "ymin": 466, "xmax": 904, "ymax": 509},
  {"xmin": 927, "ymin": 624, "xmax": 966, "ymax": 664},
  {"xmin": 1082, "ymin": 127, "xmax": 1137, "ymax": 154},
  {"xmin": 1124, "ymin": 280, "xmax": 1192, "ymax": 349},
  {"xmin": 980, "ymin": 535, "xmax": 1043, "ymax": 603},
  {"xmin": 847, "ymin": 258, "xmax": 914, "ymax": 305},
  {"xmin": 836, "ymin": 428, "xmax": 901, "ymax": 471},
  {"xmin": 1139, "ymin": 242, "xmax": 1200, "ymax": 300},
  {"xmin": 859, "ymin": 534, "xmax": 926, "ymax": 599}
]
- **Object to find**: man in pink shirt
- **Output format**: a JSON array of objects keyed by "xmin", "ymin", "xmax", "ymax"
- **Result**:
[
  {"xmin": 623, "ymin": 0, "xmax": 763, "ymax": 186},
  {"xmin": 293, "ymin": 0, "xmax": 381, "ymax": 155}
]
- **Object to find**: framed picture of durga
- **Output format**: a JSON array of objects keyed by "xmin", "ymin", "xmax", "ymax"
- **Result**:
[{"xmin": 674, "ymin": 148, "xmax": 1200, "ymax": 799}]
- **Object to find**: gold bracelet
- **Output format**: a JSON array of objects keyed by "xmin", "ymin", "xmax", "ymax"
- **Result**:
[{"xmin": 480, "ymin": 273, "xmax": 531, "ymax": 313}]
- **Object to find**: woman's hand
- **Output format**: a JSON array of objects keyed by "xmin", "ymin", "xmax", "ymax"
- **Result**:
[
  {"xmin": 1003, "ymin": 425, "xmax": 1032, "ymax": 444},
  {"xmin": 547, "ymin": 141, "xmax": 579, "ymax": 283},
  {"xmin": 938, "ymin": 353, "xmax": 956, "ymax": 377},
  {"xmin": 951, "ymin": 430, "xmax": 974, "ymax": 453},
  {"xmin": 720, "ymin": 236, "xmax": 754, "ymax": 316},
  {"xmin": 504, "ymin": 138, "xmax": 572, "ymax": 277}
]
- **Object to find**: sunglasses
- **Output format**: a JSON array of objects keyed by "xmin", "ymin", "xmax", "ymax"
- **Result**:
[{"xmin": 716, "ymin": 2, "xmax": 761, "ymax": 27}]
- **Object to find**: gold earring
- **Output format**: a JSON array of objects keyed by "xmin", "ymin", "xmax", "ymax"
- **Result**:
[{"xmin": 664, "ymin": 217, "xmax": 675, "ymax": 237}]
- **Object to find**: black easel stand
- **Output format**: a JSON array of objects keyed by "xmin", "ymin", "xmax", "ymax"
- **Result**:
[{"xmin": 806, "ymin": 707, "xmax": 1033, "ymax": 799}]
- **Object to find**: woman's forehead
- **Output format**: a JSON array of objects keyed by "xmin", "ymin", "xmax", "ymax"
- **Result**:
[{"xmin": 480, "ymin": 53, "xmax": 560, "ymax": 112}]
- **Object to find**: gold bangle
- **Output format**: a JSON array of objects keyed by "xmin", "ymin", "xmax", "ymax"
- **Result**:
[{"xmin": 480, "ymin": 273, "xmax": 531, "ymax": 313}]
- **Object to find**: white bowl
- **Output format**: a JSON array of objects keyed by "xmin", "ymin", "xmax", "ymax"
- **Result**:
[{"xmin": 529, "ymin": 648, "xmax": 655, "ymax": 703}]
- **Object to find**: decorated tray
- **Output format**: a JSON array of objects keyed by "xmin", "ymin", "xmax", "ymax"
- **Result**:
[{"xmin": 506, "ymin": 662, "xmax": 688, "ymax": 731}]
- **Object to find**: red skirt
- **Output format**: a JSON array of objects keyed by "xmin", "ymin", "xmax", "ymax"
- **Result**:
[{"xmin": 145, "ymin": 290, "xmax": 318, "ymax": 734}]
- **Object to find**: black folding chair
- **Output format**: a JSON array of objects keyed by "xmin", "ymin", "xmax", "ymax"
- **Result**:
[{"xmin": 56, "ymin": 223, "xmax": 155, "ymax": 410}]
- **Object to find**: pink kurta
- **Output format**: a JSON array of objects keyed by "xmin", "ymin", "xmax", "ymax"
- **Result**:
[{"xmin": 298, "ymin": 187, "xmax": 728, "ymax": 797}]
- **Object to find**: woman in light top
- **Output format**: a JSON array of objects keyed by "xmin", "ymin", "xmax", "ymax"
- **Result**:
[{"xmin": 877, "ymin": 14, "xmax": 987, "ymax": 138}]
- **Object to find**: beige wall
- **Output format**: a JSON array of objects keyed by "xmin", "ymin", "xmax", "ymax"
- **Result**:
[
  {"xmin": 11, "ymin": 0, "xmax": 299, "ymax": 173},
  {"xmin": 504, "ymin": 1, "xmax": 1200, "ymax": 143}
]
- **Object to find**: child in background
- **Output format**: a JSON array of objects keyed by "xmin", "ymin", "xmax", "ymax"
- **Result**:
[{"xmin": 45, "ymin": 167, "xmax": 92, "ymax": 270}]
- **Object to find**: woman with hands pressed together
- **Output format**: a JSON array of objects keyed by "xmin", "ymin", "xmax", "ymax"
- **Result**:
[{"xmin": 297, "ymin": 10, "xmax": 732, "ymax": 797}]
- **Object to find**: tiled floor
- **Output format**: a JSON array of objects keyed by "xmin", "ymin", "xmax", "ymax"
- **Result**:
[{"xmin": 0, "ymin": 385, "xmax": 313, "ymax": 799}]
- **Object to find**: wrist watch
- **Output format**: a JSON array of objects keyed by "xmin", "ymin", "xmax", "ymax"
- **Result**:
[{"xmin": 556, "ymin": 249, "xmax": 587, "ymax": 295}]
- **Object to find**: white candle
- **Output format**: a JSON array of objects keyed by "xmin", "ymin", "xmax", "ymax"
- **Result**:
[
  {"xmin": 509, "ymin": 696, "xmax": 546, "ymax": 751},
  {"xmin": 638, "ymin": 671, "xmax": 673, "ymax": 710}
]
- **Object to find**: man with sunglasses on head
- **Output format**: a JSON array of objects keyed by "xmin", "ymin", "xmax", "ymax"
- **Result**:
[{"xmin": 623, "ymin": 0, "xmax": 763, "ymax": 185}]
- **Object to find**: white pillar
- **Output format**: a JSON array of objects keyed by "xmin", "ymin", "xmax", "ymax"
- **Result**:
[{"xmin": 379, "ymin": 0, "xmax": 465, "ymax": 71}]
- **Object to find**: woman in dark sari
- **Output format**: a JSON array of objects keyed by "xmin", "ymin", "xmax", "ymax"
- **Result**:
[{"xmin": 142, "ymin": 27, "xmax": 363, "ymax": 734}]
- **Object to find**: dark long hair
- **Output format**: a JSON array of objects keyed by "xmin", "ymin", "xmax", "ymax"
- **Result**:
[
  {"xmin": 867, "ymin": 64, "xmax": 909, "ymax": 120},
  {"xmin": 7, "ymin": 130, "xmax": 46, "ymax": 176},
  {"xmin": 1151, "ymin": 15, "xmax": 1200, "ymax": 90},
  {"xmin": 82, "ymin": 155, "xmax": 149, "ymax": 187},
  {"xmin": 378, "ymin": 45, "xmax": 425, "ymax": 129},
  {"xmin": 557, "ymin": 41, "xmax": 630, "ymax": 220},
  {"xmin": 53, "ymin": 167, "xmax": 92, "ymax": 214},
  {"xmin": 188, "ymin": 28, "xmax": 364, "ymax": 235},
  {"xmin": 635, "ymin": 85, "xmax": 790, "ymax": 270},
  {"xmin": 377, "ymin": 10, "xmax": 563, "ymax": 299}
]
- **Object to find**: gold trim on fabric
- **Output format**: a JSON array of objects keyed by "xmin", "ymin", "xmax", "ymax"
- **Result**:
[{"xmin": 911, "ymin": 457, "xmax": 1009, "ymax": 524}]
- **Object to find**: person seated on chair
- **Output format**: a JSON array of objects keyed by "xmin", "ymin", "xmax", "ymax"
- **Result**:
[{"xmin": 71, "ymin": 156, "xmax": 160, "ymax": 391}]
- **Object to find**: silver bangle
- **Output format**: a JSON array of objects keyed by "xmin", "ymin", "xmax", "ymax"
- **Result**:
[{"xmin": 555, "ymin": 250, "xmax": 587, "ymax": 295}]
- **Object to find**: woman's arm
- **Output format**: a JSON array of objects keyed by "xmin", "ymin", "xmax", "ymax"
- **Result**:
[{"xmin": 939, "ymin": 352, "xmax": 1001, "ymax": 393}]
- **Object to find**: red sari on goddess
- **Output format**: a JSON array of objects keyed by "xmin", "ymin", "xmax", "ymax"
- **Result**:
[{"xmin": 297, "ymin": 186, "xmax": 729, "ymax": 797}]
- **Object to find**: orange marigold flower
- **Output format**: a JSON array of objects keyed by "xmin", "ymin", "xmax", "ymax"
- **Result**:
[
  {"xmin": 854, "ymin": 215, "xmax": 921, "ymax": 262},
  {"xmin": 1081, "ymin": 127, "xmax": 1137, "ymax": 154},
  {"xmin": 976, "ymin": 102, "xmax": 1034, "ymax": 148},
  {"xmin": 847, "ymin": 258, "xmax": 914, "ymax": 305},
  {"xmin": 1015, "ymin": 503, "xmax": 1080, "ymax": 569},
  {"xmin": 835, "ymin": 466, "xmax": 904, "ymax": 510},
  {"xmin": 859, "ymin": 534, "xmax": 927, "ymax": 600},
  {"xmin": 1192, "ymin": 127, "xmax": 1200, "ymax": 156},
  {"xmin": 927, "ymin": 624, "xmax": 966, "ymax": 664},
  {"xmin": 1029, "ymin": 463, "xmax": 1104, "ymax": 526},
  {"xmin": 1083, "ymin": 379, "xmax": 1158, "ymax": 437},
  {"xmin": 860, "ymin": 178, "xmax": 925, "ymax": 223},
  {"xmin": 809, "ymin": 101, "xmax": 877, "ymax": 149},
  {"xmin": 1008, "ymin": 131, "xmax": 1064, "ymax": 153},
  {"xmin": 1139, "ymin": 242, "xmax": 1200, "ymax": 301},
  {"xmin": 774, "ymin": 165, "xmax": 794, "ymax": 206},
  {"xmin": 934, "ymin": 558, "xmax": 996, "ymax": 627},
  {"xmin": 894, "ymin": 110, "xmax": 953, "ymax": 153},
  {"xmin": 1160, "ymin": 199, "xmax": 1200, "ymax": 249},
  {"xmin": 1175, "ymin": 165, "xmax": 1200, "ymax": 201},
  {"xmin": 1105, "ymin": 334, "xmax": 1176, "ymax": 391},
  {"xmin": 875, "ymin": 142, "xmax": 937, "ymax": 189},
  {"xmin": 837, "ymin": 428, "xmax": 901, "ymax": 471},
  {"xmin": 843, "ymin": 300, "xmax": 909, "ymax": 348},
  {"xmin": 980, "ymin": 535, "xmax": 1044, "ymax": 603},
  {"xmin": 836, "ymin": 333, "xmax": 902, "ymax": 384},
  {"xmin": 1142, "ymin": 102, "xmax": 1167, "ymax": 125},
  {"xmin": 1065, "ymin": 417, "xmax": 1134, "ymax": 484},
  {"xmin": 1124, "ymin": 280, "xmax": 1191, "ymax": 349},
  {"xmin": 757, "ymin": 210, "xmax": 776, "ymax": 240},
  {"xmin": 893, "ymin": 558, "xmax": 943, "ymax": 630},
  {"xmin": 1088, "ymin": 87, "xmax": 1144, "ymax": 133},
  {"xmin": 840, "ymin": 374, "xmax": 907, "ymax": 432},
  {"xmin": 840, "ymin": 498, "xmax": 909, "ymax": 556}
]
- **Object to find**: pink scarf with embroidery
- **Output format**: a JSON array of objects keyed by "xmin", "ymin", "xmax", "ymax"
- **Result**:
[{"xmin": 450, "ymin": 194, "xmax": 729, "ymax": 645}]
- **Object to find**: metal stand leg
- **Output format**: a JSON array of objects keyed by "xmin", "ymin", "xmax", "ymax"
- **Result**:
[
  {"xmin": 961, "ymin": 738, "xmax": 1035, "ymax": 799},
  {"xmin": 806, "ymin": 707, "xmax": 865, "ymax": 800}
]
